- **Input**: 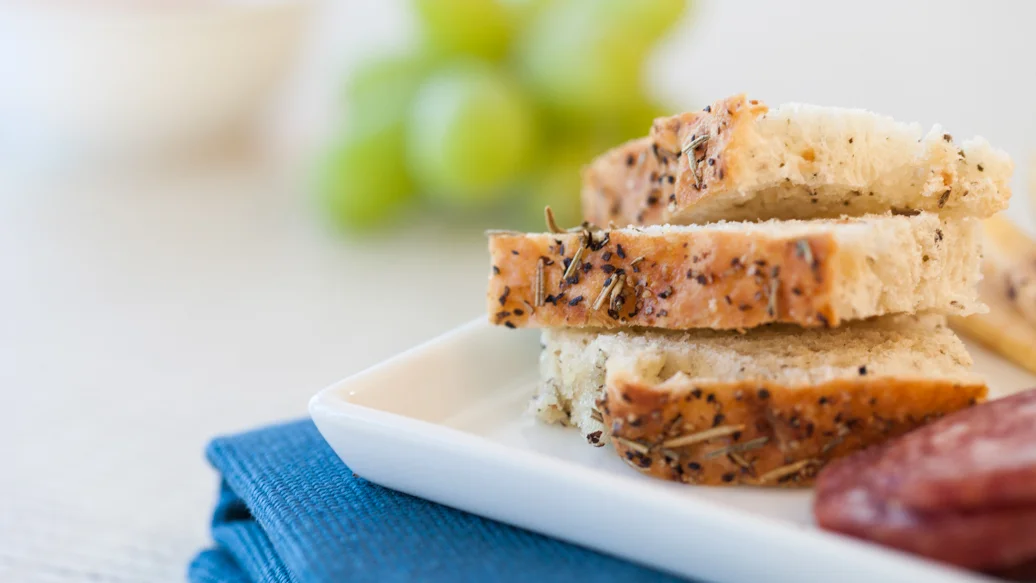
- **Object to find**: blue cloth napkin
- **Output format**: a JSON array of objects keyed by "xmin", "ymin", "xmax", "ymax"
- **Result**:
[{"xmin": 188, "ymin": 419, "xmax": 687, "ymax": 583}]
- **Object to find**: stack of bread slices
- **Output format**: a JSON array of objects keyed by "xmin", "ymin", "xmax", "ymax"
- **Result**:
[{"xmin": 486, "ymin": 94, "xmax": 1013, "ymax": 486}]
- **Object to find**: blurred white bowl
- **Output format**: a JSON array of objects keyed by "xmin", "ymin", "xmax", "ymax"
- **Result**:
[{"xmin": 0, "ymin": 1, "xmax": 312, "ymax": 167}]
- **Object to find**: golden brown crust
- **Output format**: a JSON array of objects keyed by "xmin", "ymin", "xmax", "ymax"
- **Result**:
[
  {"xmin": 488, "ymin": 227, "xmax": 841, "ymax": 331},
  {"xmin": 653, "ymin": 94, "xmax": 767, "ymax": 215},
  {"xmin": 582, "ymin": 94, "xmax": 765, "ymax": 227},
  {"xmin": 601, "ymin": 373, "xmax": 987, "ymax": 487}
]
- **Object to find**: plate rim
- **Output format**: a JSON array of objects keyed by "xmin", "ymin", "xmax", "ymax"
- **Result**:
[{"xmin": 309, "ymin": 318, "xmax": 997, "ymax": 583}]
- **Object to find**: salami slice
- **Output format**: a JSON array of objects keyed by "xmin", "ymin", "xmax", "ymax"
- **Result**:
[
  {"xmin": 814, "ymin": 389, "xmax": 1036, "ymax": 570},
  {"xmin": 864, "ymin": 388, "xmax": 1036, "ymax": 512},
  {"xmin": 815, "ymin": 467, "xmax": 1036, "ymax": 570}
]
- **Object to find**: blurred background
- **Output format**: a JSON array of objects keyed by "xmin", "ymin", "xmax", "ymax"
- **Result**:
[{"xmin": 2, "ymin": 0, "xmax": 1034, "ymax": 580}]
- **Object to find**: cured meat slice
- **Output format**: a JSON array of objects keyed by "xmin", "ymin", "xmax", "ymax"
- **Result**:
[
  {"xmin": 865, "ymin": 389, "xmax": 1036, "ymax": 512},
  {"xmin": 814, "ymin": 389, "xmax": 1036, "ymax": 570},
  {"xmin": 815, "ymin": 468, "xmax": 1036, "ymax": 570}
]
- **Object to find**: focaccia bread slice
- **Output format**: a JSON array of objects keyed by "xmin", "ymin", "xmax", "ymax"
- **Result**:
[
  {"xmin": 536, "ymin": 315, "xmax": 986, "ymax": 487},
  {"xmin": 488, "ymin": 213, "xmax": 983, "ymax": 331},
  {"xmin": 582, "ymin": 94, "xmax": 1011, "ymax": 226},
  {"xmin": 951, "ymin": 215, "xmax": 1036, "ymax": 374}
]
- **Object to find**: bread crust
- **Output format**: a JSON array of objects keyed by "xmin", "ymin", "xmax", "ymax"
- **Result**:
[
  {"xmin": 601, "ymin": 371, "xmax": 987, "ymax": 487},
  {"xmin": 582, "ymin": 96, "xmax": 766, "ymax": 227},
  {"xmin": 583, "ymin": 94, "xmax": 1009, "ymax": 226},
  {"xmin": 652, "ymin": 95, "xmax": 766, "ymax": 218},
  {"xmin": 488, "ymin": 213, "xmax": 983, "ymax": 330},
  {"xmin": 488, "ymin": 227, "xmax": 837, "ymax": 330}
]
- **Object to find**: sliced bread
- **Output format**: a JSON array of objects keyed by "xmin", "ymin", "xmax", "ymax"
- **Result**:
[
  {"xmin": 950, "ymin": 279, "xmax": 1036, "ymax": 376},
  {"xmin": 535, "ymin": 315, "xmax": 986, "ymax": 486},
  {"xmin": 950, "ymin": 216, "xmax": 1036, "ymax": 374},
  {"xmin": 979, "ymin": 215, "xmax": 1036, "ymax": 328},
  {"xmin": 488, "ymin": 213, "xmax": 983, "ymax": 331},
  {"xmin": 582, "ymin": 94, "xmax": 1011, "ymax": 227}
]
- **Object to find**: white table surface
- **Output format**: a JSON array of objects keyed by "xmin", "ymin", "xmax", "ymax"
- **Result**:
[{"xmin": 0, "ymin": 162, "xmax": 488, "ymax": 581}]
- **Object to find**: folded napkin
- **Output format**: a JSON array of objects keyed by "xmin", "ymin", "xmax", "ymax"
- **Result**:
[{"xmin": 188, "ymin": 419, "xmax": 686, "ymax": 583}]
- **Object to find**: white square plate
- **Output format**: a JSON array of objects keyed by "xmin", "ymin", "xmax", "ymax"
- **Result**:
[{"xmin": 309, "ymin": 318, "xmax": 1036, "ymax": 583}]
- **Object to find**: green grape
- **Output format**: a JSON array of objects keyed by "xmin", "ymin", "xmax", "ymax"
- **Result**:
[
  {"xmin": 503, "ymin": 0, "xmax": 552, "ymax": 28},
  {"xmin": 617, "ymin": 94, "xmax": 671, "ymax": 142},
  {"xmin": 517, "ymin": 0, "xmax": 689, "ymax": 119},
  {"xmin": 346, "ymin": 53, "xmax": 430, "ymax": 135},
  {"xmin": 523, "ymin": 137, "xmax": 600, "ymax": 229},
  {"xmin": 599, "ymin": 0, "xmax": 689, "ymax": 42},
  {"xmin": 551, "ymin": 91, "xmax": 669, "ymax": 145},
  {"xmin": 516, "ymin": 0, "xmax": 648, "ymax": 120},
  {"xmin": 407, "ymin": 61, "xmax": 536, "ymax": 204},
  {"xmin": 317, "ymin": 123, "xmax": 415, "ymax": 232},
  {"xmin": 526, "ymin": 163, "xmax": 583, "ymax": 229},
  {"xmin": 411, "ymin": 0, "xmax": 512, "ymax": 60}
]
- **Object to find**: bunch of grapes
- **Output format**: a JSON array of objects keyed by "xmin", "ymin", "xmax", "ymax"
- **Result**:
[{"xmin": 317, "ymin": 0, "xmax": 688, "ymax": 233}]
